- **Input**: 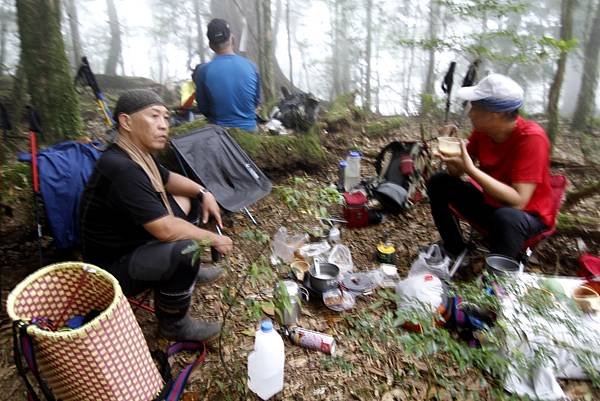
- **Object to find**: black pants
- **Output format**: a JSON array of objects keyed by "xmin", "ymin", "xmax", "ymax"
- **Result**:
[
  {"xmin": 426, "ymin": 172, "xmax": 546, "ymax": 259},
  {"xmin": 108, "ymin": 196, "xmax": 200, "ymax": 297}
]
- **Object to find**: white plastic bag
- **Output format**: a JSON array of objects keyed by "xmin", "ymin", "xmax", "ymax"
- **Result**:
[
  {"xmin": 395, "ymin": 273, "xmax": 446, "ymax": 313},
  {"xmin": 408, "ymin": 244, "xmax": 451, "ymax": 280},
  {"xmin": 271, "ymin": 227, "xmax": 308, "ymax": 264},
  {"xmin": 299, "ymin": 241, "xmax": 331, "ymax": 263},
  {"xmin": 327, "ymin": 244, "xmax": 353, "ymax": 274}
]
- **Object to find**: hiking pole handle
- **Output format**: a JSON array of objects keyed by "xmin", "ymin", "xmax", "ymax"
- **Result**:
[{"xmin": 26, "ymin": 106, "xmax": 42, "ymax": 135}]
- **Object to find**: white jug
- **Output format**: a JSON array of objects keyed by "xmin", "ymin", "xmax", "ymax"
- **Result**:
[{"xmin": 247, "ymin": 320, "xmax": 285, "ymax": 400}]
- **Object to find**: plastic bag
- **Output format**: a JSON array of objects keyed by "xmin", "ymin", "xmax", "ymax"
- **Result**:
[
  {"xmin": 328, "ymin": 244, "xmax": 353, "ymax": 274},
  {"xmin": 323, "ymin": 288, "xmax": 356, "ymax": 311},
  {"xmin": 299, "ymin": 241, "xmax": 331, "ymax": 263},
  {"xmin": 271, "ymin": 227, "xmax": 308, "ymax": 264},
  {"xmin": 395, "ymin": 273, "xmax": 446, "ymax": 313},
  {"xmin": 408, "ymin": 244, "xmax": 452, "ymax": 280}
]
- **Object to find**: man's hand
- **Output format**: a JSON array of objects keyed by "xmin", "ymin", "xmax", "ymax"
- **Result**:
[
  {"xmin": 435, "ymin": 140, "xmax": 474, "ymax": 177},
  {"xmin": 202, "ymin": 192, "xmax": 223, "ymax": 228},
  {"xmin": 212, "ymin": 234, "xmax": 233, "ymax": 254}
]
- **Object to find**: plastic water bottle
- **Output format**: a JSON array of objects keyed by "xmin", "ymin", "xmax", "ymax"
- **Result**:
[
  {"xmin": 344, "ymin": 151, "xmax": 361, "ymax": 191},
  {"xmin": 247, "ymin": 320, "xmax": 285, "ymax": 400},
  {"xmin": 337, "ymin": 160, "xmax": 347, "ymax": 192}
]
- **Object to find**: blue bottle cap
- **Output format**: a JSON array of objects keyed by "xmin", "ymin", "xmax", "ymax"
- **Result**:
[
  {"xmin": 260, "ymin": 320, "xmax": 273, "ymax": 332},
  {"xmin": 339, "ymin": 160, "xmax": 348, "ymax": 167},
  {"xmin": 349, "ymin": 150, "xmax": 361, "ymax": 158}
]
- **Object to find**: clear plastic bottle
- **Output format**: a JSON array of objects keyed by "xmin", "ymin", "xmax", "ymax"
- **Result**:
[
  {"xmin": 344, "ymin": 151, "xmax": 361, "ymax": 191},
  {"xmin": 247, "ymin": 320, "xmax": 285, "ymax": 400}
]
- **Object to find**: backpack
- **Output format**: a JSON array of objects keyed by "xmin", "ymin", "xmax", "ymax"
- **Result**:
[
  {"xmin": 371, "ymin": 140, "xmax": 430, "ymax": 213},
  {"xmin": 274, "ymin": 87, "xmax": 319, "ymax": 131}
]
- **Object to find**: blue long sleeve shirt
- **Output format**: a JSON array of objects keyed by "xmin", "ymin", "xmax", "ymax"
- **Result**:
[{"xmin": 194, "ymin": 54, "xmax": 261, "ymax": 131}]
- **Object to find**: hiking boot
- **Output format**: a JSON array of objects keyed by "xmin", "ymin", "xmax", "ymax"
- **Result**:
[
  {"xmin": 196, "ymin": 264, "xmax": 224, "ymax": 284},
  {"xmin": 159, "ymin": 314, "xmax": 222, "ymax": 342}
]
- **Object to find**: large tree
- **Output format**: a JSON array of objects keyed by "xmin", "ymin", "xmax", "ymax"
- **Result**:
[
  {"xmin": 571, "ymin": 0, "xmax": 600, "ymax": 131},
  {"xmin": 104, "ymin": 0, "xmax": 122, "ymax": 75},
  {"xmin": 65, "ymin": 0, "xmax": 83, "ymax": 69},
  {"xmin": 546, "ymin": 0, "xmax": 575, "ymax": 143},
  {"xmin": 16, "ymin": 0, "xmax": 82, "ymax": 143}
]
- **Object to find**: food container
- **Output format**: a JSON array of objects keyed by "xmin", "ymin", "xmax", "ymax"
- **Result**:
[
  {"xmin": 290, "ymin": 260, "xmax": 310, "ymax": 281},
  {"xmin": 485, "ymin": 254, "xmax": 522, "ymax": 275},
  {"xmin": 437, "ymin": 136, "xmax": 462, "ymax": 157},
  {"xmin": 572, "ymin": 285, "xmax": 600, "ymax": 314},
  {"xmin": 308, "ymin": 262, "xmax": 340, "ymax": 293}
]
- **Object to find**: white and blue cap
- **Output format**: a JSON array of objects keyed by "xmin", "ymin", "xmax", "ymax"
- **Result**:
[{"xmin": 456, "ymin": 73, "xmax": 524, "ymax": 113}]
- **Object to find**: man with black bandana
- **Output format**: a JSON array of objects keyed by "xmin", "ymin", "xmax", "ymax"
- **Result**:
[
  {"xmin": 80, "ymin": 89, "xmax": 233, "ymax": 342},
  {"xmin": 427, "ymin": 74, "xmax": 554, "ymax": 260}
]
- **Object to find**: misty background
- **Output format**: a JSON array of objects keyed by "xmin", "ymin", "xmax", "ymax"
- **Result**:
[{"xmin": 1, "ymin": 0, "xmax": 599, "ymax": 118}]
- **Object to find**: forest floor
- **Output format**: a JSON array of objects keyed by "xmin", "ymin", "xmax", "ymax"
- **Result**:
[{"xmin": 1, "ymin": 112, "xmax": 600, "ymax": 400}]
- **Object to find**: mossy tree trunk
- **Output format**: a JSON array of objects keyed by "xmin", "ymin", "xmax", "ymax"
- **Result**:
[
  {"xmin": 546, "ymin": 0, "xmax": 575, "ymax": 143},
  {"xmin": 16, "ymin": 0, "xmax": 83, "ymax": 144}
]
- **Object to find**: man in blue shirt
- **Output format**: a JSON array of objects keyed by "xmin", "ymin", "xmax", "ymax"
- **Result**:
[{"xmin": 193, "ymin": 19, "xmax": 261, "ymax": 131}]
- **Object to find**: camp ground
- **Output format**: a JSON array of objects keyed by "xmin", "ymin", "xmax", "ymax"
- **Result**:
[{"xmin": 1, "ymin": 1, "xmax": 600, "ymax": 401}]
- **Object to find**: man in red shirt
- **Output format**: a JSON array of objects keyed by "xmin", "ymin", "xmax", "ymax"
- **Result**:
[{"xmin": 427, "ymin": 74, "xmax": 553, "ymax": 259}]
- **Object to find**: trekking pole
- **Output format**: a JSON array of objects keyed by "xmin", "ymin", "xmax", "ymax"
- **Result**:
[
  {"xmin": 441, "ymin": 61, "xmax": 456, "ymax": 124},
  {"xmin": 26, "ymin": 106, "xmax": 43, "ymax": 267},
  {"xmin": 75, "ymin": 56, "xmax": 114, "ymax": 127}
]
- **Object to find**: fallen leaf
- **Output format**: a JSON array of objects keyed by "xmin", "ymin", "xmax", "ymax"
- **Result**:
[
  {"xmin": 261, "ymin": 303, "xmax": 275, "ymax": 316},
  {"xmin": 181, "ymin": 392, "xmax": 200, "ymax": 401}
]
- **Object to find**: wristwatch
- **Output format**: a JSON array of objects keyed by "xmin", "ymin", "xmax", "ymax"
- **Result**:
[{"xmin": 196, "ymin": 187, "xmax": 208, "ymax": 201}]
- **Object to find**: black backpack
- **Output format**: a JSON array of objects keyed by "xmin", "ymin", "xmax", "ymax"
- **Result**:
[
  {"xmin": 371, "ymin": 140, "xmax": 430, "ymax": 213},
  {"xmin": 275, "ymin": 87, "xmax": 319, "ymax": 131}
]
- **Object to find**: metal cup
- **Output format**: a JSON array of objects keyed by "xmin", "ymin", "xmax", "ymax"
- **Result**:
[{"xmin": 275, "ymin": 280, "xmax": 304, "ymax": 326}]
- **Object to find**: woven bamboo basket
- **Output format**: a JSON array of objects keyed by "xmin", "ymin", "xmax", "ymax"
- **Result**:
[{"xmin": 7, "ymin": 262, "xmax": 164, "ymax": 401}]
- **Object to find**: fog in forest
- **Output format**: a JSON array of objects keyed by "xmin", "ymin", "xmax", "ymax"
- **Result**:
[{"xmin": 1, "ymin": 0, "xmax": 599, "ymax": 118}]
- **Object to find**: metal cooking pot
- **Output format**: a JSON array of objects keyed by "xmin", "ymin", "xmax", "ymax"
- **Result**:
[
  {"xmin": 308, "ymin": 262, "xmax": 340, "ymax": 293},
  {"xmin": 485, "ymin": 254, "xmax": 523, "ymax": 275}
]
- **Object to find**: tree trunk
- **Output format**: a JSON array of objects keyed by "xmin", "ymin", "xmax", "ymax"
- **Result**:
[
  {"xmin": 562, "ymin": 180, "xmax": 600, "ymax": 211},
  {"xmin": 546, "ymin": 0, "xmax": 575, "ymax": 143},
  {"xmin": 286, "ymin": 0, "xmax": 293, "ymax": 87},
  {"xmin": 104, "ymin": 0, "xmax": 122, "ymax": 76},
  {"xmin": 422, "ymin": 0, "xmax": 438, "ymax": 97},
  {"xmin": 364, "ymin": 0, "xmax": 373, "ymax": 111},
  {"xmin": 420, "ymin": 0, "xmax": 439, "ymax": 116},
  {"xmin": 16, "ymin": 0, "xmax": 83, "ymax": 143},
  {"xmin": 65, "ymin": 0, "xmax": 82, "ymax": 69},
  {"xmin": 571, "ymin": 0, "xmax": 600, "ymax": 131},
  {"xmin": 193, "ymin": 0, "xmax": 206, "ymax": 64},
  {"xmin": 0, "ymin": 15, "xmax": 6, "ymax": 75},
  {"xmin": 258, "ymin": 0, "xmax": 275, "ymax": 103}
]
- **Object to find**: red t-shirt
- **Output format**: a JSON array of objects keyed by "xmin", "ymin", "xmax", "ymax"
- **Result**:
[{"xmin": 466, "ymin": 116, "xmax": 554, "ymax": 227}]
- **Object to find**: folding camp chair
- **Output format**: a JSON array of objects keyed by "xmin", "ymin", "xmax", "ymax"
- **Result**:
[
  {"xmin": 170, "ymin": 125, "xmax": 272, "ymax": 224},
  {"xmin": 448, "ymin": 174, "xmax": 568, "ymax": 277}
]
